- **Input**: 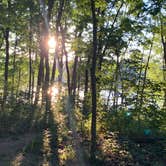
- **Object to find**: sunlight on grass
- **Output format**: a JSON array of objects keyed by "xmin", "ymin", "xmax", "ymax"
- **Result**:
[
  {"xmin": 59, "ymin": 145, "xmax": 76, "ymax": 161},
  {"xmin": 48, "ymin": 86, "xmax": 59, "ymax": 97},
  {"xmin": 12, "ymin": 153, "xmax": 24, "ymax": 166},
  {"xmin": 49, "ymin": 87, "xmax": 77, "ymax": 165},
  {"xmin": 48, "ymin": 83, "xmax": 66, "ymax": 104},
  {"xmin": 101, "ymin": 132, "xmax": 133, "ymax": 164},
  {"xmin": 42, "ymin": 129, "xmax": 52, "ymax": 166},
  {"xmin": 47, "ymin": 84, "xmax": 59, "ymax": 102}
]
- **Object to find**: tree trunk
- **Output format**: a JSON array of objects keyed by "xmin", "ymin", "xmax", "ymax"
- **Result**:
[
  {"xmin": 71, "ymin": 55, "xmax": 78, "ymax": 99},
  {"xmin": 61, "ymin": 26, "xmax": 71, "ymax": 95},
  {"xmin": 51, "ymin": 54, "xmax": 57, "ymax": 82},
  {"xmin": 113, "ymin": 52, "xmax": 120, "ymax": 111},
  {"xmin": 16, "ymin": 67, "xmax": 21, "ymax": 99},
  {"xmin": 11, "ymin": 36, "xmax": 17, "ymax": 98},
  {"xmin": 76, "ymin": 61, "xmax": 81, "ymax": 107},
  {"xmin": 160, "ymin": 18, "xmax": 166, "ymax": 108},
  {"xmin": 51, "ymin": 0, "xmax": 64, "ymax": 82},
  {"xmin": 31, "ymin": 68, "xmax": 35, "ymax": 104},
  {"xmin": 45, "ymin": 51, "xmax": 50, "ymax": 85},
  {"xmin": 28, "ymin": 23, "xmax": 32, "ymax": 100},
  {"xmin": 138, "ymin": 41, "xmax": 153, "ymax": 129},
  {"xmin": 83, "ymin": 55, "xmax": 90, "ymax": 116},
  {"xmin": 2, "ymin": 28, "xmax": 10, "ymax": 110},
  {"xmin": 37, "ymin": 57, "xmax": 44, "ymax": 86},
  {"xmin": 71, "ymin": 32, "xmax": 82, "ymax": 101},
  {"xmin": 36, "ymin": 37, "xmax": 44, "ymax": 104},
  {"xmin": 51, "ymin": 27, "xmax": 58, "ymax": 82},
  {"xmin": 58, "ymin": 56, "xmax": 63, "ymax": 83},
  {"xmin": 90, "ymin": 0, "xmax": 97, "ymax": 161}
]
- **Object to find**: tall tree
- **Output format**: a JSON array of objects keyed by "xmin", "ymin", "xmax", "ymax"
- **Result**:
[
  {"xmin": 61, "ymin": 24, "xmax": 71, "ymax": 95},
  {"xmin": 160, "ymin": 17, "xmax": 166, "ymax": 108},
  {"xmin": 2, "ymin": 0, "xmax": 11, "ymax": 110},
  {"xmin": 90, "ymin": 0, "xmax": 97, "ymax": 161},
  {"xmin": 51, "ymin": 0, "xmax": 64, "ymax": 82}
]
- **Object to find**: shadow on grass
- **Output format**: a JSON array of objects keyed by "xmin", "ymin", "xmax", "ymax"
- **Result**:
[
  {"xmin": 18, "ymin": 92, "xmax": 60, "ymax": 165},
  {"xmin": 97, "ymin": 131, "xmax": 166, "ymax": 166},
  {"xmin": 0, "ymin": 90, "xmax": 60, "ymax": 165}
]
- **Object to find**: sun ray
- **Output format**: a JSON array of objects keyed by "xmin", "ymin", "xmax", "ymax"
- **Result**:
[{"xmin": 48, "ymin": 37, "xmax": 56, "ymax": 49}]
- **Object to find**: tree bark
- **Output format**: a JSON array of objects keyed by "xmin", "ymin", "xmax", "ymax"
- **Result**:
[
  {"xmin": 51, "ymin": 0, "xmax": 64, "ymax": 82},
  {"xmin": 160, "ymin": 18, "xmax": 166, "ymax": 108},
  {"xmin": 28, "ymin": 21, "xmax": 32, "ymax": 100},
  {"xmin": 90, "ymin": 0, "xmax": 97, "ymax": 161},
  {"xmin": 71, "ymin": 55, "xmax": 78, "ymax": 99},
  {"xmin": 2, "ymin": 28, "xmax": 10, "ymax": 110},
  {"xmin": 11, "ymin": 35, "xmax": 17, "ymax": 98},
  {"xmin": 138, "ymin": 41, "xmax": 153, "ymax": 129},
  {"xmin": 83, "ymin": 55, "xmax": 90, "ymax": 116},
  {"xmin": 113, "ymin": 52, "xmax": 120, "ymax": 111},
  {"xmin": 16, "ymin": 66, "xmax": 21, "ymax": 99},
  {"xmin": 61, "ymin": 26, "xmax": 71, "ymax": 95},
  {"xmin": 70, "ymin": 31, "xmax": 82, "ymax": 101}
]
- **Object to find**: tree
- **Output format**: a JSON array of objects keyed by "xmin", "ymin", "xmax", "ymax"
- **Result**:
[
  {"xmin": 2, "ymin": 0, "xmax": 11, "ymax": 110},
  {"xmin": 90, "ymin": 0, "xmax": 97, "ymax": 161}
]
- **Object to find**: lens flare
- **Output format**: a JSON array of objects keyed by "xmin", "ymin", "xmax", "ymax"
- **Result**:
[
  {"xmin": 48, "ymin": 37, "xmax": 56, "ymax": 49},
  {"xmin": 47, "ymin": 86, "xmax": 59, "ymax": 96},
  {"xmin": 52, "ymin": 86, "xmax": 59, "ymax": 96}
]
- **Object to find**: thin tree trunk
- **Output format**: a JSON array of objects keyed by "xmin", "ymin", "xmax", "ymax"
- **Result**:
[
  {"xmin": 83, "ymin": 55, "xmax": 90, "ymax": 116},
  {"xmin": 51, "ymin": 0, "xmax": 64, "ymax": 82},
  {"xmin": 71, "ymin": 32, "xmax": 82, "ymax": 100},
  {"xmin": 36, "ymin": 38, "xmax": 44, "ymax": 104},
  {"xmin": 31, "ymin": 68, "xmax": 35, "ymax": 104},
  {"xmin": 16, "ymin": 67, "xmax": 21, "ymax": 99},
  {"xmin": 45, "ymin": 51, "xmax": 50, "ymax": 85},
  {"xmin": 71, "ymin": 55, "xmax": 78, "ymax": 99},
  {"xmin": 90, "ymin": 0, "xmax": 97, "ymax": 161},
  {"xmin": 39, "ymin": 0, "xmax": 51, "ymax": 103},
  {"xmin": 83, "ymin": 69, "xmax": 89, "ymax": 115},
  {"xmin": 139, "ymin": 43, "xmax": 153, "ymax": 108},
  {"xmin": 138, "ymin": 40, "xmax": 153, "ymax": 129},
  {"xmin": 38, "ymin": 57, "xmax": 44, "ymax": 86},
  {"xmin": 76, "ymin": 61, "xmax": 81, "ymax": 107},
  {"xmin": 58, "ymin": 56, "xmax": 63, "ymax": 83},
  {"xmin": 135, "ymin": 49, "xmax": 144, "ymax": 111},
  {"xmin": 2, "ymin": 28, "xmax": 9, "ymax": 110},
  {"xmin": 11, "ymin": 35, "xmax": 17, "ymax": 98},
  {"xmin": 51, "ymin": 55, "xmax": 57, "ymax": 82},
  {"xmin": 160, "ymin": 17, "xmax": 166, "ymax": 108},
  {"xmin": 113, "ymin": 53, "xmax": 120, "ymax": 111},
  {"xmin": 28, "ymin": 22, "xmax": 32, "ymax": 100},
  {"xmin": 51, "ymin": 30, "xmax": 58, "ymax": 82},
  {"xmin": 61, "ymin": 26, "xmax": 71, "ymax": 95}
]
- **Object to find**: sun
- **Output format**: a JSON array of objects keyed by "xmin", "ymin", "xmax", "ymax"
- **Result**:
[
  {"xmin": 51, "ymin": 86, "xmax": 59, "ymax": 96},
  {"xmin": 48, "ymin": 37, "xmax": 56, "ymax": 49},
  {"xmin": 47, "ymin": 86, "xmax": 59, "ymax": 97}
]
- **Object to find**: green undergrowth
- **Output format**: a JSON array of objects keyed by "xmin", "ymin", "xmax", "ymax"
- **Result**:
[
  {"xmin": 0, "ymin": 101, "xmax": 46, "ymax": 137},
  {"xmin": 73, "ymin": 99, "xmax": 166, "ymax": 166}
]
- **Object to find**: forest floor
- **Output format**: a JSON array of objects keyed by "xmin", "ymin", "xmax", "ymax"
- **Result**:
[
  {"xmin": 0, "ymin": 86, "xmax": 90, "ymax": 166},
  {"xmin": 0, "ymin": 132, "xmax": 36, "ymax": 165},
  {"xmin": 0, "ymin": 85, "xmax": 166, "ymax": 166}
]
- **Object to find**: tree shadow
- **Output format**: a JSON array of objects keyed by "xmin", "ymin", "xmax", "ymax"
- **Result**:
[
  {"xmin": 0, "ymin": 88, "xmax": 59, "ymax": 166},
  {"xmin": 21, "ymin": 89, "xmax": 59, "ymax": 165},
  {"xmin": 98, "ymin": 131, "xmax": 166, "ymax": 166}
]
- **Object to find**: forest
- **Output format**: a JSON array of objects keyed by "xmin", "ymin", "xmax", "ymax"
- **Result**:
[{"xmin": 0, "ymin": 0, "xmax": 166, "ymax": 165}]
